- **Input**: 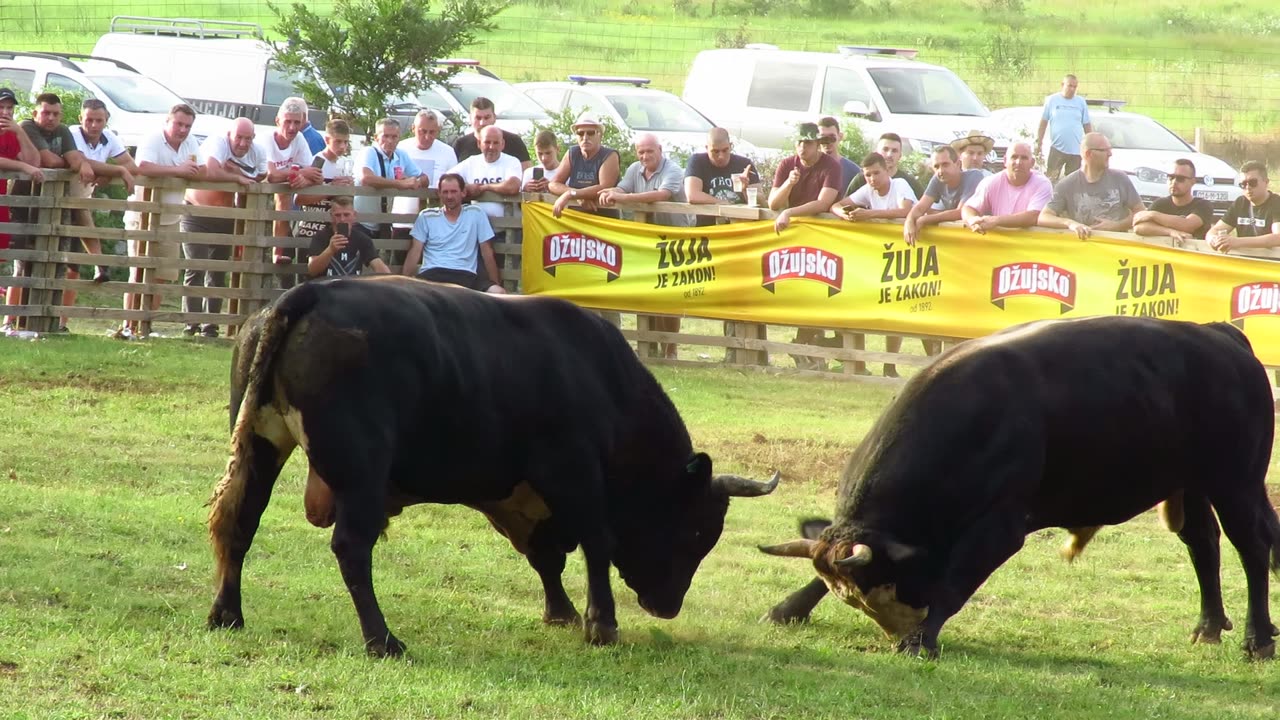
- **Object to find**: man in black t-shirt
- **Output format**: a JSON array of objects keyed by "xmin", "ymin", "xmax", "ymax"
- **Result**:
[
  {"xmin": 306, "ymin": 197, "xmax": 391, "ymax": 279},
  {"xmin": 452, "ymin": 96, "xmax": 531, "ymax": 169},
  {"xmin": 1207, "ymin": 160, "xmax": 1280, "ymax": 254},
  {"xmin": 1133, "ymin": 158, "xmax": 1215, "ymax": 243},
  {"xmin": 683, "ymin": 127, "xmax": 760, "ymax": 227}
]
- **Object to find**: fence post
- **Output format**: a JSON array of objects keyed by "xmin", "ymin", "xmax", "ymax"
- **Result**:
[
  {"xmin": 240, "ymin": 187, "xmax": 273, "ymax": 320},
  {"xmin": 26, "ymin": 176, "xmax": 66, "ymax": 333}
]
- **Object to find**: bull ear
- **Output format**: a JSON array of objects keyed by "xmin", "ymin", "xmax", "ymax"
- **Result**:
[
  {"xmin": 685, "ymin": 452, "xmax": 713, "ymax": 482},
  {"xmin": 799, "ymin": 518, "xmax": 831, "ymax": 540}
]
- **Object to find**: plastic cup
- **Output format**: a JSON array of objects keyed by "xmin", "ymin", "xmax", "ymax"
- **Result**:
[
  {"xmin": 732, "ymin": 175, "xmax": 746, "ymax": 193},
  {"xmin": 746, "ymin": 187, "xmax": 759, "ymax": 206}
]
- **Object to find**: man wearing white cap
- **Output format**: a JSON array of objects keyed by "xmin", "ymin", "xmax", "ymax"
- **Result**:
[{"xmin": 548, "ymin": 112, "xmax": 620, "ymax": 218}]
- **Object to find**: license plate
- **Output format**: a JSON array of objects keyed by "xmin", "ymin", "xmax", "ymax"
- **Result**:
[{"xmin": 1194, "ymin": 190, "xmax": 1228, "ymax": 201}]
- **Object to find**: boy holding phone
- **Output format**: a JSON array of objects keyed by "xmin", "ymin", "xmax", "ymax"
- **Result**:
[{"xmin": 306, "ymin": 196, "xmax": 390, "ymax": 278}]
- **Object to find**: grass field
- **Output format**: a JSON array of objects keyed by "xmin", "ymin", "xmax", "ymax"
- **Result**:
[
  {"xmin": 2, "ymin": 333, "xmax": 1279, "ymax": 719},
  {"xmin": 3, "ymin": 0, "xmax": 1280, "ymax": 139}
]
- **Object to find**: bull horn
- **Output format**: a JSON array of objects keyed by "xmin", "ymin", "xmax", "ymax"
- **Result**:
[
  {"xmin": 834, "ymin": 543, "xmax": 873, "ymax": 568},
  {"xmin": 712, "ymin": 470, "xmax": 780, "ymax": 498},
  {"xmin": 757, "ymin": 539, "xmax": 817, "ymax": 558}
]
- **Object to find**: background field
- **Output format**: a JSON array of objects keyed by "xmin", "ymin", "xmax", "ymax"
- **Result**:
[
  {"xmin": 1, "ymin": 335, "xmax": 1279, "ymax": 719},
  {"xmin": 3, "ymin": 0, "xmax": 1280, "ymax": 156}
]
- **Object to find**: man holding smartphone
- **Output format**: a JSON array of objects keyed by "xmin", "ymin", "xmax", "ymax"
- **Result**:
[{"xmin": 306, "ymin": 196, "xmax": 390, "ymax": 278}]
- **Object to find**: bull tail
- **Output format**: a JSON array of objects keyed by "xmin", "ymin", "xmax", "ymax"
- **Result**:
[{"xmin": 207, "ymin": 285, "xmax": 320, "ymax": 579}]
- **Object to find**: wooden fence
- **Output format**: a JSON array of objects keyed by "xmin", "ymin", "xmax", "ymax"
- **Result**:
[{"xmin": 1, "ymin": 169, "xmax": 1275, "ymax": 385}]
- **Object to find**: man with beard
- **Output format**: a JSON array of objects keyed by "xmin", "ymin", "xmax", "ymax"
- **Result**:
[
  {"xmin": 1133, "ymin": 159, "xmax": 1214, "ymax": 244},
  {"xmin": 684, "ymin": 127, "xmax": 758, "ymax": 227}
]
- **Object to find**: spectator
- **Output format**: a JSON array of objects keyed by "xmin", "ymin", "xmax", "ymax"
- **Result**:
[
  {"xmin": 845, "ymin": 132, "xmax": 925, "ymax": 198},
  {"xmin": 306, "ymin": 196, "xmax": 390, "ymax": 278},
  {"xmin": 356, "ymin": 117, "xmax": 429, "ymax": 239},
  {"xmin": 1036, "ymin": 74, "xmax": 1092, "ymax": 181},
  {"xmin": 181, "ymin": 117, "xmax": 265, "ymax": 338},
  {"xmin": 521, "ymin": 129, "xmax": 560, "ymax": 193},
  {"xmin": 117, "ymin": 103, "xmax": 205, "ymax": 339},
  {"xmin": 401, "ymin": 173, "xmax": 504, "ymax": 293},
  {"xmin": 447, "ymin": 125, "xmax": 522, "ymax": 218},
  {"xmin": 768, "ymin": 122, "xmax": 842, "ymax": 233},
  {"xmin": 392, "ymin": 110, "xmax": 457, "ymax": 242},
  {"xmin": 1134, "ymin": 159, "xmax": 1214, "ymax": 244},
  {"xmin": 961, "ymin": 142, "xmax": 1054, "ymax": 234},
  {"xmin": 817, "ymin": 116, "xmax": 861, "ymax": 192},
  {"xmin": 684, "ymin": 127, "xmax": 759, "ymax": 227},
  {"xmin": 1206, "ymin": 161, "xmax": 1280, "ymax": 253},
  {"xmin": 294, "ymin": 119, "xmax": 356, "ymax": 247},
  {"xmin": 951, "ymin": 130, "xmax": 994, "ymax": 176},
  {"xmin": 833, "ymin": 152, "xmax": 917, "ymax": 221},
  {"xmin": 69, "ymin": 97, "xmax": 136, "ymax": 288},
  {"xmin": 902, "ymin": 145, "xmax": 985, "ymax": 246},
  {"xmin": 299, "ymin": 118, "xmax": 325, "ymax": 155},
  {"xmin": 548, "ymin": 113, "xmax": 620, "ymax": 218},
  {"xmin": 263, "ymin": 97, "xmax": 322, "ymax": 286},
  {"xmin": 0, "ymin": 87, "xmax": 41, "ymax": 336},
  {"xmin": 1039, "ymin": 132, "xmax": 1143, "ymax": 240},
  {"xmin": 452, "ymin": 97, "xmax": 531, "ymax": 170}
]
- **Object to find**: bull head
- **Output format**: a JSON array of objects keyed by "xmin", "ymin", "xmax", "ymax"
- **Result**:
[{"xmin": 710, "ymin": 470, "xmax": 781, "ymax": 497}]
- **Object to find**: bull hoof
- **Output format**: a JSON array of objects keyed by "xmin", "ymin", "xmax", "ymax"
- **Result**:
[
  {"xmin": 544, "ymin": 609, "xmax": 583, "ymax": 627},
  {"xmin": 584, "ymin": 620, "xmax": 619, "ymax": 646},
  {"xmin": 761, "ymin": 605, "xmax": 810, "ymax": 625},
  {"xmin": 1245, "ymin": 639, "xmax": 1276, "ymax": 661},
  {"xmin": 366, "ymin": 633, "xmax": 406, "ymax": 658},
  {"xmin": 1190, "ymin": 616, "xmax": 1233, "ymax": 644},
  {"xmin": 896, "ymin": 631, "xmax": 939, "ymax": 660},
  {"xmin": 207, "ymin": 604, "xmax": 244, "ymax": 630}
]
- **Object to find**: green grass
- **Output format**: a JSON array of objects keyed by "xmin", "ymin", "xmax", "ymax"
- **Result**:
[
  {"xmin": 3, "ymin": 0, "xmax": 1280, "ymax": 139},
  {"xmin": 1, "ymin": 334, "xmax": 1279, "ymax": 718}
]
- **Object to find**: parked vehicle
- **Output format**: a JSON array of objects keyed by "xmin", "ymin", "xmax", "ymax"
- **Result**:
[
  {"xmin": 516, "ymin": 75, "xmax": 760, "ymax": 157},
  {"xmin": 392, "ymin": 65, "xmax": 551, "ymax": 138},
  {"xmin": 683, "ymin": 44, "xmax": 1003, "ymax": 165},
  {"xmin": 0, "ymin": 49, "xmax": 232, "ymax": 149},
  {"xmin": 989, "ymin": 100, "xmax": 1241, "ymax": 216}
]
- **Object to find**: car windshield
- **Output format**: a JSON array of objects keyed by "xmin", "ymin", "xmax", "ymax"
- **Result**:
[
  {"xmin": 442, "ymin": 75, "xmax": 549, "ymax": 120},
  {"xmin": 1093, "ymin": 115, "xmax": 1191, "ymax": 152},
  {"xmin": 867, "ymin": 67, "xmax": 988, "ymax": 117},
  {"xmin": 603, "ymin": 93, "xmax": 713, "ymax": 133},
  {"xmin": 89, "ymin": 75, "xmax": 185, "ymax": 114}
]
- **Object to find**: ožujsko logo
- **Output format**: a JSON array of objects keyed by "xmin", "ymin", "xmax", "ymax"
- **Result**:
[
  {"xmin": 542, "ymin": 233, "xmax": 623, "ymax": 282},
  {"xmin": 1229, "ymin": 282, "xmax": 1280, "ymax": 329},
  {"xmin": 990, "ymin": 262, "xmax": 1076, "ymax": 314},
  {"xmin": 761, "ymin": 246, "xmax": 844, "ymax": 296}
]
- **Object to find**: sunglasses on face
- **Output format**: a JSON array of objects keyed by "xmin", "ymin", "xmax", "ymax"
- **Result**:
[
  {"xmin": 1239, "ymin": 178, "xmax": 1261, "ymax": 189},
  {"xmin": 576, "ymin": 129, "xmax": 599, "ymax": 138}
]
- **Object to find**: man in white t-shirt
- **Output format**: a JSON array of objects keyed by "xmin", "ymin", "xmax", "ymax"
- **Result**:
[
  {"xmin": 295, "ymin": 118, "xmax": 356, "ymax": 243},
  {"xmin": 71, "ymin": 98, "xmax": 139, "ymax": 284},
  {"xmin": 391, "ymin": 110, "xmax": 457, "ymax": 240},
  {"xmin": 446, "ymin": 125, "xmax": 521, "ymax": 218},
  {"xmin": 263, "ymin": 97, "xmax": 322, "ymax": 286},
  {"xmin": 832, "ymin": 152, "xmax": 917, "ymax": 221}
]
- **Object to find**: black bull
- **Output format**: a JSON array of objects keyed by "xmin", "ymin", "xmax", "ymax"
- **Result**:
[
  {"xmin": 761, "ymin": 317, "xmax": 1280, "ymax": 660},
  {"xmin": 206, "ymin": 277, "xmax": 777, "ymax": 656}
]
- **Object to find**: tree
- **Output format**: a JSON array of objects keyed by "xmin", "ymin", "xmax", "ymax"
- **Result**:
[{"xmin": 268, "ymin": 0, "xmax": 504, "ymax": 138}]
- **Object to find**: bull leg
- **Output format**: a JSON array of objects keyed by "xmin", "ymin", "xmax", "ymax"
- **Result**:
[
  {"xmin": 762, "ymin": 578, "xmax": 829, "ymax": 624},
  {"xmin": 527, "ymin": 525, "xmax": 580, "ymax": 626},
  {"xmin": 208, "ymin": 434, "xmax": 291, "ymax": 630},
  {"xmin": 904, "ymin": 507, "xmax": 1026, "ymax": 659},
  {"xmin": 1208, "ymin": 496, "xmax": 1277, "ymax": 660},
  {"xmin": 579, "ymin": 528, "xmax": 619, "ymax": 645},
  {"xmin": 1176, "ymin": 492, "xmax": 1233, "ymax": 644},
  {"xmin": 330, "ymin": 491, "xmax": 404, "ymax": 658}
]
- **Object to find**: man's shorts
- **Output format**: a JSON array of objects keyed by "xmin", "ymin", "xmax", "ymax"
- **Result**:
[
  {"xmin": 125, "ymin": 218, "xmax": 180, "ymax": 282},
  {"xmin": 1045, "ymin": 148, "xmax": 1082, "ymax": 179},
  {"xmin": 11, "ymin": 236, "xmax": 75, "ymax": 278}
]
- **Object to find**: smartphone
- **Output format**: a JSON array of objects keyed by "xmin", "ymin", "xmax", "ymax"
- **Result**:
[
  {"xmin": 532, "ymin": 167, "xmax": 545, "ymax": 180},
  {"xmin": 311, "ymin": 155, "xmax": 327, "ymax": 169},
  {"xmin": 335, "ymin": 222, "xmax": 351, "ymax": 237}
]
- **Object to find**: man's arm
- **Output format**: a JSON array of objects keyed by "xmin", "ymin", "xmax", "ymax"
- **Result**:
[
  {"xmin": 137, "ymin": 159, "xmax": 202, "ymax": 179},
  {"xmin": 479, "ymin": 240, "xmax": 503, "ymax": 288},
  {"xmin": 767, "ymin": 166, "xmax": 796, "ymax": 211},
  {"xmin": 1038, "ymin": 205, "xmax": 1095, "ymax": 240},
  {"xmin": 1133, "ymin": 210, "xmax": 1204, "ymax": 236},
  {"xmin": 368, "ymin": 257, "xmax": 391, "ymax": 274},
  {"xmin": 684, "ymin": 176, "xmax": 719, "ymax": 204},
  {"xmin": 1091, "ymin": 201, "xmax": 1142, "ymax": 232},
  {"xmin": 401, "ymin": 239, "xmax": 424, "ymax": 276},
  {"xmin": 775, "ymin": 186, "xmax": 839, "ymax": 233},
  {"xmin": 204, "ymin": 156, "xmax": 254, "ymax": 186},
  {"xmin": 1035, "ymin": 117, "xmax": 1048, "ymax": 150}
]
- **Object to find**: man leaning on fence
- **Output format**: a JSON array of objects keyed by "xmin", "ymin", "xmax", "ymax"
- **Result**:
[
  {"xmin": 549, "ymin": 113, "xmax": 620, "ymax": 218},
  {"xmin": 1038, "ymin": 132, "xmax": 1143, "ymax": 240},
  {"xmin": 357, "ymin": 117, "xmax": 429, "ymax": 241},
  {"xmin": 181, "ymin": 117, "xmax": 266, "ymax": 338},
  {"xmin": 961, "ymin": 142, "xmax": 1053, "ymax": 234},
  {"xmin": 294, "ymin": 119, "xmax": 356, "ymax": 252},
  {"xmin": 71, "ymin": 98, "xmax": 137, "ymax": 286},
  {"xmin": 306, "ymin": 196, "xmax": 390, "ymax": 279},
  {"xmin": 0, "ymin": 87, "xmax": 43, "ymax": 337},
  {"xmin": 117, "ymin": 103, "xmax": 205, "ymax": 339},
  {"xmin": 392, "ymin": 110, "xmax": 457, "ymax": 243},
  {"xmin": 1206, "ymin": 161, "xmax": 1280, "ymax": 253},
  {"xmin": 845, "ymin": 132, "xmax": 925, "ymax": 199},
  {"xmin": 1133, "ymin": 159, "xmax": 1214, "ymax": 245},
  {"xmin": 684, "ymin": 127, "xmax": 758, "ymax": 227},
  {"xmin": 263, "ymin": 97, "xmax": 322, "ymax": 289}
]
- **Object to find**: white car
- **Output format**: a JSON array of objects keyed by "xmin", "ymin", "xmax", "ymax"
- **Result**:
[
  {"xmin": 395, "ymin": 67, "xmax": 551, "ymax": 139},
  {"xmin": 0, "ymin": 50, "xmax": 233, "ymax": 149},
  {"xmin": 516, "ymin": 76, "xmax": 762, "ymax": 158},
  {"xmin": 989, "ymin": 102, "xmax": 1241, "ymax": 216}
]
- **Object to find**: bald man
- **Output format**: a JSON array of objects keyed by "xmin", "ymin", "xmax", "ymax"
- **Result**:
[
  {"xmin": 446, "ymin": 124, "xmax": 522, "ymax": 219},
  {"xmin": 684, "ymin": 127, "xmax": 759, "ymax": 227},
  {"xmin": 181, "ymin": 117, "xmax": 267, "ymax": 337}
]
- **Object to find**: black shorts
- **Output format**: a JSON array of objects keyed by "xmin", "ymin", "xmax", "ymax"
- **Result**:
[
  {"xmin": 1045, "ymin": 148, "xmax": 1082, "ymax": 178},
  {"xmin": 416, "ymin": 267, "xmax": 489, "ymax": 291}
]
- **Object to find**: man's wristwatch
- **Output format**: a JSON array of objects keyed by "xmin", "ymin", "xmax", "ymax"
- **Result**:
[{"xmin": 570, "ymin": 190, "xmax": 578, "ymax": 198}]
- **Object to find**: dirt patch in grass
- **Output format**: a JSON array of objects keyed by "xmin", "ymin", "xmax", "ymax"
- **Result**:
[
  {"xmin": 13, "ymin": 372, "xmax": 164, "ymax": 395},
  {"xmin": 712, "ymin": 432, "xmax": 852, "ymax": 490}
]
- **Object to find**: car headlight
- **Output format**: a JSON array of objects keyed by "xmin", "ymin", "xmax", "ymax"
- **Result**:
[{"xmin": 1134, "ymin": 166, "xmax": 1167, "ymax": 184}]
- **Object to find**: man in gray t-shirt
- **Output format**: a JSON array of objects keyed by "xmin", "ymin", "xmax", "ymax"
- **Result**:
[
  {"xmin": 1039, "ymin": 132, "xmax": 1143, "ymax": 240},
  {"xmin": 598, "ymin": 133, "xmax": 691, "ymax": 227},
  {"xmin": 903, "ymin": 146, "xmax": 985, "ymax": 247}
]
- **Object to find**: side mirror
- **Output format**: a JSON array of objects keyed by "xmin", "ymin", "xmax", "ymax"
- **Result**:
[{"xmin": 842, "ymin": 100, "xmax": 872, "ymax": 117}]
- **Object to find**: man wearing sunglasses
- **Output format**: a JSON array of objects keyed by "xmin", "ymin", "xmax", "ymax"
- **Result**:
[
  {"xmin": 1206, "ymin": 161, "xmax": 1280, "ymax": 253},
  {"xmin": 549, "ymin": 113, "xmax": 620, "ymax": 218},
  {"xmin": 1133, "ymin": 159, "xmax": 1214, "ymax": 245},
  {"xmin": 1038, "ymin": 132, "xmax": 1142, "ymax": 240}
]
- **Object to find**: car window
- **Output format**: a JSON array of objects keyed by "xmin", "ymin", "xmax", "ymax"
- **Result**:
[
  {"xmin": 412, "ymin": 87, "xmax": 456, "ymax": 113},
  {"xmin": 48, "ymin": 73, "xmax": 92, "ymax": 97},
  {"xmin": 746, "ymin": 61, "xmax": 815, "ymax": 112},
  {"xmin": 523, "ymin": 88, "xmax": 566, "ymax": 111},
  {"xmin": 567, "ymin": 90, "xmax": 613, "ymax": 118},
  {"xmin": 88, "ymin": 75, "xmax": 185, "ymax": 113},
  {"xmin": 444, "ymin": 76, "xmax": 549, "ymax": 120},
  {"xmin": 0, "ymin": 68, "xmax": 36, "ymax": 92},
  {"xmin": 264, "ymin": 64, "xmax": 303, "ymax": 106},
  {"xmin": 867, "ymin": 68, "xmax": 987, "ymax": 117},
  {"xmin": 820, "ymin": 67, "xmax": 871, "ymax": 116},
  {"xmin": 603, "ymin": 93, "xmax": 712, "ymax": 132},
  {"xmin": 1093, "ymin": 116, "xmax": 1191, "ymax": 152}
]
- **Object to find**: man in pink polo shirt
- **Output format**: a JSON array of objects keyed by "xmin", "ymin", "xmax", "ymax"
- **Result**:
[{"xmin": 960, "ymin": 142, "xmax": 1053, "ymax": 234}]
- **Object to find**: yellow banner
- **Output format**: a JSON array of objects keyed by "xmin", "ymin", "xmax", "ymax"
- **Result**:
[{"xmin": 521, "ymin": 202, "xmax": 1280, "ymax": 365}]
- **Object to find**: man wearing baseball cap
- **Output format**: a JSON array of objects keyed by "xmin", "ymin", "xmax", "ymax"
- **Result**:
[
  {"xmin": 548, "ymin": 112, "xmax": 620, "ymax": 218},
  {"xmin": 767, "ymin": 121, "xmax": 842, "ymax": 234},
  {"xmin": 951, "ymin": 130, "xmax": 995, "ymax": 175}
]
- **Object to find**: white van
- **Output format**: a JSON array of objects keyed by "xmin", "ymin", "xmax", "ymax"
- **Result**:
[{"xmin": 683, "ymin": 45, "xmax": 1003, "ymax": 161}]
